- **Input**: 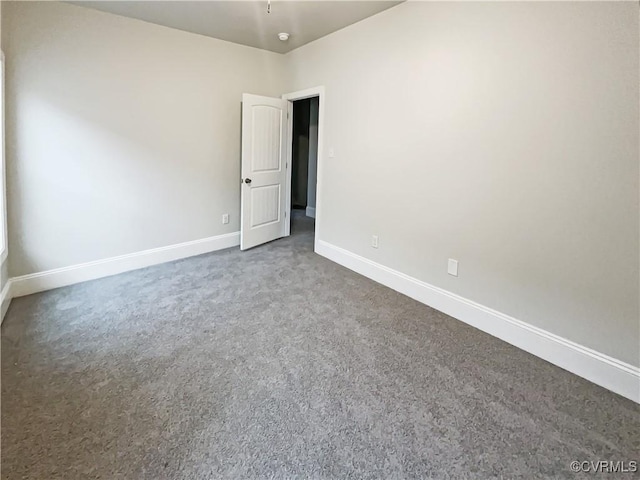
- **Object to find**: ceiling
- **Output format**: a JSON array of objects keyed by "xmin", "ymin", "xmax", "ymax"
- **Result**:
[{"xmin": 69, "ymin": 1, "xmax": 402, "ymax": 54}]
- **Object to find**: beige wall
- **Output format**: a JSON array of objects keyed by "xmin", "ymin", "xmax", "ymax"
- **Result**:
[
  {"xmin": 2, "ymin": 1, "xmax": 286, "ymax": 276},
  {"xmin": 286, "ymin": 1, "xmax": 640, "ymax": 366}
]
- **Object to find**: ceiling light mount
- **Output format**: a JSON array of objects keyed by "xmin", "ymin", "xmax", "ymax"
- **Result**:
[{"xmin": 278, "ymin": 32, "xmax": 290, "ymax": 42}]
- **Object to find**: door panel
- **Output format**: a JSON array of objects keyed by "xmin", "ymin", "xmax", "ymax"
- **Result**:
[
  {"xmin": 250, "ymin": 184, "xmax": 281, "ymax": 227},
  {"xmin": 241, "ymin": 94, "xmax": 288, "ymax": 250},
  {"xmin": 251, "ymin": 106, "xmax": 282, "ymax": 172}
]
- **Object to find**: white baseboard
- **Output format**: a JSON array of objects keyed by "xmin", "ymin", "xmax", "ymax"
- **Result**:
[
  {"xmin": 315, "ymin": 240, "xmax": 640, "ymax": 403},
  {"xmin": 306, "ymin": 207, "xmax": 316, "ymax": 219},
  {"xmin": 9, "ymin": 231, "xmax": 240, "ymax": 299},
  {"xmin": 1, "ymin": 278, "xmax": 12, "ymax": 323}
]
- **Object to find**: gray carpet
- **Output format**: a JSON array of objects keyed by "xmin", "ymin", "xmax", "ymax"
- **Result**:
[{"xmin": 2, "ymin": 213, "xmax": 638, "ymax": 479}]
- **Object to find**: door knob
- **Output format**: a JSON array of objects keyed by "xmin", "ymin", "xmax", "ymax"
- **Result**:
[{"xmin": 244, "ymin": 178, "xmax": 252, "ymax": 184}]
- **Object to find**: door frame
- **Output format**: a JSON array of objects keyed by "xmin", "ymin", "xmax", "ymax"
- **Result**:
[{"xmin": 282, "ymin": 86, "xmax": 325, "ymax": 251}]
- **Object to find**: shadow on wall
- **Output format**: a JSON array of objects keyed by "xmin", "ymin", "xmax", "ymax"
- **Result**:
[{"xmin": 9, "ymin": 91, "xmax": 215, "ymax": 275}]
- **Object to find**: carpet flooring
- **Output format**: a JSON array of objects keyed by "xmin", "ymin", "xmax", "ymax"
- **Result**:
[{"xmin": 2, "ymin": 214, "xmax": 638, "ymax": 479}]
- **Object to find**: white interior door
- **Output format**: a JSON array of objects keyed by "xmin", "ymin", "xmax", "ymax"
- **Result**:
[{"xmin": 240, "ymin": 93, "xmax": 288, "ymax": 250}]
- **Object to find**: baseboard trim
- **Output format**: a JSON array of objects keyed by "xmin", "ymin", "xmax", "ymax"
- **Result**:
[
  {"xmin": 10, "ymin": 232, "xmax": 240, "ymax": 299},
  {"xmin": 315, "ymin": 240, "xmax": 640, "ymax": 403},
  {"xmin": 306, "ymin": 206, "xmax": 316, "ymax": 219},
  {"xmin": 1, "ymin": 278, "xmax": 12, "ymax": 323}
]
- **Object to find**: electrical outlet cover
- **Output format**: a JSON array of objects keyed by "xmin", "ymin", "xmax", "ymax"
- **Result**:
[{"xmin": 448, "ymin": 259, "xmax": 458, "ymax": 276}]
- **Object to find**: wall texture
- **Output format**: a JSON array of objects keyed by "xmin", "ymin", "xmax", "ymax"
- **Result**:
[
  {"xmin": 2, "ymin": 1, "xmax": 286, "ymax": 276},
  {"xmin": 286, "ymin": 1, "xmax": 640, "ymax": 366}
]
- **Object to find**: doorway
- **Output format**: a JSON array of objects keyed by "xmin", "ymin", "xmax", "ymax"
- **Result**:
[
  {"xmin": 290, "ymin": 97, "xmax": 319, "ymax": 232},
  {"xmin": 283, "ymin": 86, "xmax": 325, "ymax": 250},
  {"xmin": 239, "ymin": 87, "xmax": 324, "ymax": 251}
]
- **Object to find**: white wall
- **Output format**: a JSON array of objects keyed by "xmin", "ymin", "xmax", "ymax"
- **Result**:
[
  {"xmin": 286, "ymin": 1, "xmax": 640, "ymax": 366},
  {"xmin": 307, "ymin": 97, "xmax": 318, "ymax": 210},
  {"xmin": 2, "ymin": 1, "xmax": 286, "ymax": 277}
]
